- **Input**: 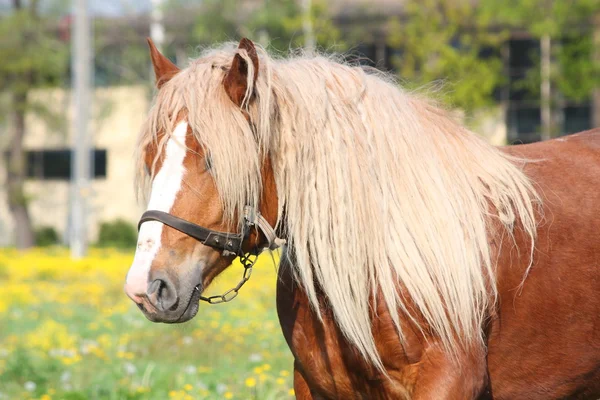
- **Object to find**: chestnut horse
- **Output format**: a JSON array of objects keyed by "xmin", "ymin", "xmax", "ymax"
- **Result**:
[{"xmin": 124, "ymin": 38, "xmax": 600, "ymax": 399}]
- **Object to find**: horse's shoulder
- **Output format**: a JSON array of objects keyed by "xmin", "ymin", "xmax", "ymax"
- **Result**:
[
  {"xmin": 499, "ymin": 128, "xmax": 600, "ymax": 220},
  {"xmin": 501, "ymin": 128, "xmax": 600, "ymax": 163}
]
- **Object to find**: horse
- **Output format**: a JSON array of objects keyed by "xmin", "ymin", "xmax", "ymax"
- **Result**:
[{"xmin": 124, "ymin": 38, "xmax": 600, "ymax": 399}]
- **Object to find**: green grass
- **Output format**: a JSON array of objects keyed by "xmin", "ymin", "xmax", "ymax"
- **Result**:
[{"xmin": 0, "ymin": 249, "xmax": 294, "ymax": 400}]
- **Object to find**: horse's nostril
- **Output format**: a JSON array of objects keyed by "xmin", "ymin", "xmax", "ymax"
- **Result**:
[
  {"xmin": 147, "ymin": 278, "xmax": 163, "ymax": 296},
  {"xmin": 147, "ymin": 278, "xmax": 179, "ymax": 312},
  {"xmin": 137, "ymin": 302, "xmax": 145, "ymax": 312}
]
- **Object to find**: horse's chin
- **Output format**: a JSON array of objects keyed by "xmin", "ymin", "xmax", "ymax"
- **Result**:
[
  {"xmin": 171, "ymin": 286, "xmax": 202, "ymax": 323},
  {"xmin": 140, "ymin": 286, "xmax": 201, "ymax": 324},
  {"xmin": 174, "ymin": 300, "xmax": 200, "ymax": 323}
]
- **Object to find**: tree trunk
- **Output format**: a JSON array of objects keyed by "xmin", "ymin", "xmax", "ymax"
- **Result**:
[
  {"xmin": 302, "ymin": 0, "xmax": 315, "ymax": 53},
  {"xmin": 7, "ymin": 91, "xmax": 35, "ymax": 249},
  {"xmin": 593, "ymin": 15, "xmax": 600, "ymax": 129},
  {"xmin": 7, "ymin": 0, "xmax": 35, "ymax": 249},
  {"xmin": 540, "ymin": 34, "xmax": 552, "ymax": 141}
]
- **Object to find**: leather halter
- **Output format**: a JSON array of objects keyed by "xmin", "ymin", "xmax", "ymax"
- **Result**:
[{"xmin": 137, "ymin": 206, "xmax": 283, "ymax": 257}]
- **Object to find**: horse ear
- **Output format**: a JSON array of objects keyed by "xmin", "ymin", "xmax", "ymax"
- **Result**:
[
  {"xmin": 147, "ymin": 37, "xmax": 180, "ymax": 89},
  {"xmin": 223, "ymin": 38, "xmax": 259, "ymax": 107}
]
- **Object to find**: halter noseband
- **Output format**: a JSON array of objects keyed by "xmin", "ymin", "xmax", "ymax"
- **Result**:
[
  {"xmin": 138, "ymin": 210, "xmax": 244, "ymax": 256},
  {"xmin": 137, "ymin": 206, "xmax": 283, "ymax": 304}
]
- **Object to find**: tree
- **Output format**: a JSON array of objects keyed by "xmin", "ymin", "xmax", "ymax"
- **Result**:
[
  {"xmin": 0, "ymin": 0, "xmax": 68, "ymax": 248},
  {"xmin": 386, "ymin": 0, "xmax": 506, "ymax": 112},
  {"xmin": 93, "ymin": 16, "xmax": 152, "ymax": 86},
  {"xmin": 247, "ymin": 0, "xmax": 344, "ymax": 52},
  {"xmin": 168, "ymin": 0, "xmax": 344, "ymax": 55}
]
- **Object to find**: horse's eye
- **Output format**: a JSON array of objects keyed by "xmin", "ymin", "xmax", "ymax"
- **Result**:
[{"xmin": 205, "ymin": 156, "xmax": 212, "ymax": 171}]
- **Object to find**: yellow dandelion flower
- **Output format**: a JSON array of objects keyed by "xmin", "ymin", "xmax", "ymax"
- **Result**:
[
  {"xmin": 262, "ymin": 363, "xmax": 271, "ymax": 371},
  {"xmin": 168, "ymin": 390, "xmax": 178, "ymax": 398},
  {"xmin": 40, "ymin": 395, "xmax": 52, "ymax": 400},
  {"xmin": 245, "ymin": 377, "xmax": 256, "ymax": 388},
  {"xmin": 253, "ymin": 366, "xmax": 263, "ymax": 374},
  {"xmin": 288, "ymin": 388, "xmax": 295, "ymax": 396},
  {"xmin": 224, "ymin": 392, "xmax": 234, "ymax": 399},
  {"xmin": 280, "ymin": 370, "xmax": 290, "ymax": 377},
  {"xmin": 183, "ymin": 384, "xmax": 193, "ymax": 391},
  {"xmin": 276, "ymin": 378, "xmax": 285, "ymax": 385}
]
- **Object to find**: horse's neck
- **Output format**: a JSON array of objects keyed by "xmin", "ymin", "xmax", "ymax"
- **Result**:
[{"xmin": 259, "ymin": 156, "xmax": 279, "ymax": 227}]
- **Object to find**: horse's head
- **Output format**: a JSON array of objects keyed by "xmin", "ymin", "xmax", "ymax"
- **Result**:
[{"xmin": 124, "ymin": 38, "xmax": 279, "ymax": 323}]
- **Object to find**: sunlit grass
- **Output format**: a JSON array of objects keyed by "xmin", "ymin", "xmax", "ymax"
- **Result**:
[{"xmin": 0, "ymin": 248, "xmax": 293, "ymax": 399}]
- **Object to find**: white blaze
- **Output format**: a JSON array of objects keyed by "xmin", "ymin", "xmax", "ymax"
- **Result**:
[{"xmin": 125, "ymin": 122, "xmax": 188, "ymax": 295}]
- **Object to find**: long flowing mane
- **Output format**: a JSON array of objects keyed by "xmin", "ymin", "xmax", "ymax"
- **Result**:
[{"xmin": 136, "ymin": 43, "xmax": 539, "ymax": 369}]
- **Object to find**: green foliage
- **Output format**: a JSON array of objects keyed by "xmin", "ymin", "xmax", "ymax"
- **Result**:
[
  {"xmin": 387, "ymin": 0, "xmax": 506, "ymax": 112},
  {"xmin": 387, "ymin": 0, "xmax": 599, "ymax": 111},
  {"xmin": 94, "ymin": 19, "xmax": 151, "ymax": 86},
  {"xmin": 248, "ymin": 0, "xmax": 344, "ymax": 52},
  {"xmin": 481, "ymin": 0, "xmax": 600, "ymax": 37},
  {"xmin": 557, "ymin": 33, "xmax": 599, "ymax": 102},
  {"xmin": 190, "ymin": 0, "xmax": 242, "ymax": 45},
  {"xmin": 0, "ymin": 3, "xmax": 68, "ymax": 97},
  {"xmin": 481, "ymin": 0, "xmax": 600, "ymax": 102},
  {"xmin": 34, "ymin": 226, "xmax": 60, "ymax": 247},
  {"xmin": 0, "ymin": 347, "xmax": 60, "ymax": 395},
  {"xmin": 96, "ymin": 219, "xmax": 137, "ymax": 249},
  {"xmin": 187, "ymin": 0, "xmax": 344, "ymax": 54}
]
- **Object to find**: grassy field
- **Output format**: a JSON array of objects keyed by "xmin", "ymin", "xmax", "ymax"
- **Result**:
[{"xmin": 0, "ymin": 248, "xmax": 294, "ymax": 400}]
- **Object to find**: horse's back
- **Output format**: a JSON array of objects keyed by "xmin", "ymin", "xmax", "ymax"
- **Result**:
[{"xmin": 487, "ymin": 128, "xmax": 600, "ymax": 399}]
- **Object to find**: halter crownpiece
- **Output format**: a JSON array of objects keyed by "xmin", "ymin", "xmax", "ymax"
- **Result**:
[
  {"xmin": 137, "ymin": 206, "xmax": 285, "ymax": 304},
  {"xmin": 242, "ymin": 206, "xmax": 286, "ymax": 251}
]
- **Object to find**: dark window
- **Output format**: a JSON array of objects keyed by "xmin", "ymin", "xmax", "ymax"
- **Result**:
[
  {"xmin": 479, "ymin": 45, "xmax": 500, "ymax": 60},
  {"xmin": 93, "ymin": 150, "xmax": 107, "ymax": 178},
  {"xmin": 507, "ymin": 107, "xmax": 541, "ymax": 144},
  {"xmin": 563, "ymin": 105, "xmax": 592, "ymax": 135},
  {"xmin": 385, "ymin": 45, "xmax": 402, "ymax": 72},
  {"xmin": 348, "ymin": 43, "xmax": 377, "ymax": 67},
  {"xmin": 508, "ymin": 38, "xmax": 539, "ymax": 70},
  {"xmin": 506, "ymin": 38, "xmax": 542, "ymax": 143},
  {"xmin": 25, "ymin": 149, "xmax": 107, "ymax": 180},
  {"xmin": 508, "ymin": 70, "xmax": 538, "ymax": 103}
]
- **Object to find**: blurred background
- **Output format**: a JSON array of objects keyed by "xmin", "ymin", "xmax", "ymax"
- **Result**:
[{"xmin": 0, "ymin": 0, "xmax": 598, "ymax": 399}]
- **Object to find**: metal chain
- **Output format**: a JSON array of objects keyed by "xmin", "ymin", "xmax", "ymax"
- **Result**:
[{"xmin": 198, "ymin": 251, "xmax": 258, "ymax": 304}]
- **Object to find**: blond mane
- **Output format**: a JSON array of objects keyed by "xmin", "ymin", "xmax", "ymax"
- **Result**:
[{"xmin": 136, "ymin": 43, "xmax": 539, "ymax": 369}]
